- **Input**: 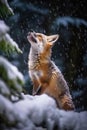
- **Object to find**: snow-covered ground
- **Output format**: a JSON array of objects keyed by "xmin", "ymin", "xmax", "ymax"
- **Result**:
[{"xmin": 0, "ymin": 93, "xmax": 87, "ymax": 130}]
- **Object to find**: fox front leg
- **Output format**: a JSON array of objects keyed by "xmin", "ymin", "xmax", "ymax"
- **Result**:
[
  {"xmin": 33, "ymin": 85, "xmax": 42, "ymax": 96},
  {"xmin": 32, "ymin": 71, "xmax": 42, "ymax": 95}
]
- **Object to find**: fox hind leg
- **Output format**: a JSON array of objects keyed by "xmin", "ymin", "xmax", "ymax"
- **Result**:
[{"xmin": 60, "ymin": 94, "xmax": 75, "ymax": 110}]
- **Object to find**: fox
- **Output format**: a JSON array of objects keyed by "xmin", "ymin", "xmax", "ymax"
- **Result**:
[{"xmin": 27, "ymin": 31, "xmax": 75, "ymax": 110}]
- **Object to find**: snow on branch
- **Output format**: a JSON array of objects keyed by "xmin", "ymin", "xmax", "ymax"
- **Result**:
[
  {"xmin": 0, "ymin": 56, "xmax": 24, "ymax": 99},
  {"xmin": 0, "ymin": 0, "xmax": 14, "ymax": 17},
  {"xmin": 0, "ymin": 79, "xmax": 10, "ymax": 97},
  {"xmin": 52, "ymin": 16, "xmax": 87, "ymax": 29},
  {"xmin": 0, "ymin": 20, "xmax": 9, "ymax": 38},
  {"xmin": 0, "ymin": 20, "xmax": 22, "ymax": 54}
]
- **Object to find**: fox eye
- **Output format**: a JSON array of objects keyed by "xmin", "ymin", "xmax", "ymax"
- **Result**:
[{"xmin": 37, "ymin": 35, "xmax": 42, "ymax": 41}]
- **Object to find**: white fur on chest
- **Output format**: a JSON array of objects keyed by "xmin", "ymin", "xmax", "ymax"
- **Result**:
[{"xmin": 29, "ymin": 70, "xmax": 43, "ymax": 83}]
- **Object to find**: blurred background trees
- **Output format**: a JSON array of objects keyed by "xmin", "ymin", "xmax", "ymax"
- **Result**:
[{"xmin": 0, "ymin": 0, "xmax": 87, "ymax": 111}]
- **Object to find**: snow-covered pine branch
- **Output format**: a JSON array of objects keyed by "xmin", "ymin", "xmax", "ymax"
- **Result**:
[
  {"xmin": 0, "ymin": 56, "xmax": 24, "ymax": 100},
  {"xmin": 0, "ymin": 20, "xmax": 22, "ymax": 54},
  {"xmin": 0, "ymin": 0, "xmax": 14, "ymax": 17}
]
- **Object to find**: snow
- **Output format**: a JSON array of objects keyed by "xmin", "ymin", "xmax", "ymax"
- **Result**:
[
  {"xmin": 59, "ymin": 110, "xmax": 87, "ymax": 130},
  {"xmin": 0, "ymin": 56, "xmax": 24, "ymax": 94},
  {"xmin": 0, "ymin": 95, "xmax": 17, "ymax": 122},
  {"xmin": 0, "ymin": 93, "xmax": 58, "ymax": 129},
  {"xmin": 0, "ymin": 20, "xmax": 9, "ymax": 39},
  {"xmin": 14, "ymin": 94, "xmax": 57, "ymax": 124},
  {"xmin": 53, "ymin": 16, "xmax": 87, "ymax": 28},
  {"xmin": 3, "ymin": 33, "xmax": 22, "ymax": 53},
  {"xmin": 0, "ymin": 20, "xmax": 22, "ymax": 54},
  {"xmin": 0, "ymin": 92, "xmax": 87, "ymax": 130},
  {"xmin": 0, "ymin": 56, "xmax": 24, "ymax": 83},
  {"xmin": 0, "ymin": 79, "xmax": 10, "ymax": 97}
]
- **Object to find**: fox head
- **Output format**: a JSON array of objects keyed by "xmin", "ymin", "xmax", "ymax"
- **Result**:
[{"xmin": 27, "ymin": 31, "xmax": 59, "ymax": 57}]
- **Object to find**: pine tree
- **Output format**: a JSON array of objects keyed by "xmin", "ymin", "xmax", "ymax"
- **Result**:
[{"xmin": 0, "ymin": 0, "xmax": 24, "ymax": 113}]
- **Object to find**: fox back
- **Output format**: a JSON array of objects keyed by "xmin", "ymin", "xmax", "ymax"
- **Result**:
[{"xmin": 27, "ymin": 31, "xmax": 74, "ymax": 110}]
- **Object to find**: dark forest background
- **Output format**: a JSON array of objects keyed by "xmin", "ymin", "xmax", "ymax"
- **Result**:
[{"xmin": 4, "ymin": 0, "xmax": 87, "ymax": 111}]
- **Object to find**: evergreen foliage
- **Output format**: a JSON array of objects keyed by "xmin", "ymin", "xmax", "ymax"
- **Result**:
[{"xmin": 0, "ymin": 0, "xmax": 24, "ymax": 101}]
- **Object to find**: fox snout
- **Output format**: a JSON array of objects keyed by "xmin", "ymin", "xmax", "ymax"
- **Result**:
[{"xmin": 27, "ymin": 31, "xmax": 37, "ymax": 43}]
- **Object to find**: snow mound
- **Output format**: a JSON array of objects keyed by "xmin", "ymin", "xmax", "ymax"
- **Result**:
[{"xmin": 0, "ymin": 93, "xmax": 87, "ymax": 130}]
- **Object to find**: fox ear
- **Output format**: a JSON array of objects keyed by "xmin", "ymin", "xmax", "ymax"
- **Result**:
[{"xmin": 47, "ymin": 34, "xmax": 59, "ymax": 45}]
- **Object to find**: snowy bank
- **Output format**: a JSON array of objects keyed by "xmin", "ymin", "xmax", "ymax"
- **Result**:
[{"xmin": 0, "ymin": 93, "xmax": 87, "ymax": 130}]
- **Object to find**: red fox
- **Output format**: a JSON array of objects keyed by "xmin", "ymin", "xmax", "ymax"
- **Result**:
[{"xmin": 27, "ymin": 31, "xmax": 75, "ymax": 110}]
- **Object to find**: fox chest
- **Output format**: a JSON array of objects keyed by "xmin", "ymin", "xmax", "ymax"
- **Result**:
[{"xmin": 29, "ymin": 69, "xmax": 49, "ymax": 84}]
